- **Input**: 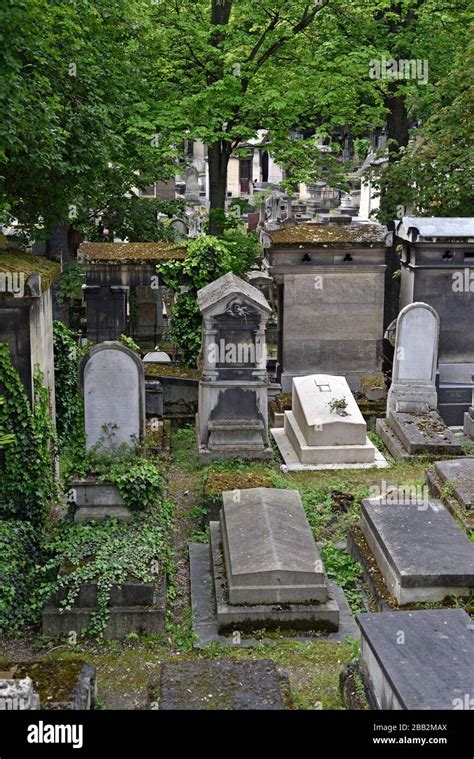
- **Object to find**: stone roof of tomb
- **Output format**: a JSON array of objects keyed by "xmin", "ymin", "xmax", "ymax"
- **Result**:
[
  {"xmin": 266, "ymin": 222, "xmax": 387, "ymax": 247},
  {"xmin": 0, "ymin": 249, "xmax": 61, "ymax": 294},
  {"xmin": 80, "ymin": 242, "xmax": 187, "ymax": 264}
]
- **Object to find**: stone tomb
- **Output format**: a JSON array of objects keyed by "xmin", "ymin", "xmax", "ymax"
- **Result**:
[
  {"xmin": 377, "ymin": 302, "xmax": 464, "ymax": 459},
  {"xmin": 69, "ymin": 480, "xmax": 132, "ymax": 523},
  {"xmin": 209, "ymin": 487, "xmax": 340, "ymax": 632},
  {"xmin": 197, "ymin": 272, "xmax": 272, "ymax": 460},
  {"xmin": 152, "ymin": 660, "xmax": 292, "ymax": 710},
  {"xmin": 0, "ymin": 661, "xmax": 96, "ymax": 710},
  {"xmin": 43, "ymin": 575, "xmax": 166, "ymax": 640},
  {"xmin": 272, "ymin": 374, "xmax": 386, "ymax": 470},
  {"xmin": 426, "ymin": 457, "xmax": 474, "ymax": 530},
  {"xmin": 354, "ymin": 498, "xmax": 474, "ymax": 604},
  {"xmin": 357, "ymin": 609, "xmax": 474, "ymax": 710},
  {"xmin": 80, "ymin": 341, "xmax": 145, "ymax": 453}
]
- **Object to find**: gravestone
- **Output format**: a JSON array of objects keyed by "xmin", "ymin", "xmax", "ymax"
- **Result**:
[
  {"xmin": 3, "ymin": 661, "xmax": 97, "ymax": 710},
  {"xmin": 387, "ymin": 302, "xmax": 440, "ymax": 415},
  {"xmin": 272, "ymin": 374, "xmax": 386, "ymax": 470},
  {"xmin": 79, "ymin": 342, "xmax": 145, "ymax": 452},
  {"xmin": 357, "ymin": 609, "xmax": 474, "ymax": 709},
  {"xmin": 184, "ymin": 166, "xmax": 200, "ymax": 203},
  {"xmin": 197, "ymin": 272, "xmax": 272, "ymax": 460},
  {"xmin": 357, "ymin": 498, "xmax": 474, "ymax": 603},
  {"xmin": 143, "ymin": 350, "xmax": 171, "ymax": 363},
  {"xmin": 153, "ymin": 660, "xmax": 292, "ymax": 710},
  {"xmin": 209, "ymin": 487, "xmax": 340, "ymax": 631},
  {"xmin": 378, "ymin": 303, "xmax": 464, "ymax": 459}
]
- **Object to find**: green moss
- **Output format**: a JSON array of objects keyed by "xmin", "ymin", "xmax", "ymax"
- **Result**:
[{"xmin": 0, "ymin": 250, "xmax": 61, "ymax": 292}]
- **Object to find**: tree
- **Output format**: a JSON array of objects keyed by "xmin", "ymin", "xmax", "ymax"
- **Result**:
[
  {"xmin": 150, "ymin": 0, "xmax": 355, "ymax": 234},
  {"xmin": 79, "ymin": 196, "xmax": 186, "ymax": 243},
  {"xmin": 0, "ymin": 0, "xmax": 176, "ymax": 238},
  {"xmin": 371, "ymin": 37, "xmax": 474, "ymax": 219}
]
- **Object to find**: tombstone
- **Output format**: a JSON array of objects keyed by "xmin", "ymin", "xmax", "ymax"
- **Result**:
[
  {"xmin": 377, "ymin": 303, "xmax": 464, "ymax": 459},
  {"xmin": 356, "ymin": 497, "xmax": 474, "ymax": 604},
  {"xmin": 437, "ymin": 363, "xmax": 474, "ymax": 426},
  {"xmin": 184, "ymin": 166, "xmax": 200, "ymax": 203},
  {"xmin": 143, "ymin": 350, "xmax": 171, "ymax": 364},
  {"xmin": 79, "ymin": 342, "xmax": 145, "ymax": 452},
  {"xmin": 153, "ymin": 660, "xmax": 292, "ymax": 710},
  {"xmin": 0, "ymin": 677, "xmax": 40, "ymax": 710},
  {"xmin": 208, "ymin": 487, "xmax": 340, "ymax": 631},
  {"xmin": 356, "ymin": 609, "xmax": 474, "ymax": 710},
  {"xmin": 387, "ymin": 302, "xmax": 440, "ymax": 415},
  {"xmin": 464, "ymin": 390, "xmax": 474, "ymax": 439},
  {"xmin": 170, "ymin": 218, "xmax": 188, "ymax": 240},
  {"xmin": 196, "ymin": 272, "xmax": 272, "ymax": 460},
  {"xmin": 271, "ymin": 374, "xmax": 387, "ymax": 470}
]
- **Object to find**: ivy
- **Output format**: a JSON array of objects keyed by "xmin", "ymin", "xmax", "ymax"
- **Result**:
[
  {"xmin": 36, "ymin": 497, "xmax": 174, "ymax": 638},
  {"xmin": 0, "ymin": 344, "xmax": 58, "ymax": 528},
  {"xmin": 53, "ymin": 321, "xmax": 86, "ymax": 454},
  {"xmin": 0, "ymin": 396, "xmax": 14, "ymax": 447},
  {"xmin": 157, "ymin": 231, "xmax": 262, "ymax": 367},
  {"xmin": 0, "ymin": 520, "xmax": 41, "ymax": 633}
]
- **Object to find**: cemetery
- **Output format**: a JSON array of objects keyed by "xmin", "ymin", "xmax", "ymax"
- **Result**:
[{"xmin": 0, "ymin": 1, "xmax": 473, "ymax": 736}]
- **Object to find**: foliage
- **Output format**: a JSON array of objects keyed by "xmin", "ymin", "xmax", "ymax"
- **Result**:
[
  {"xmin": 0, "ymin": 0, "xmax": 177, "ymax": 237},
  {"xmin": 0, "ymin": 397, "xmax": 14, "ymax": 447},
  {"xmin": 157, "ymin": 233, "xmax": 261, "ymax": 366},
  {"xmin": 36, "ymin": 500, "xmax": 174, "ymax": 638},
  {"xmin": 370, "ymin": 38, "xmax": 474, "ymax": 221},
  {"xmin": 328, "ymin": 398, "xmax": 348, "ymax": 414},
  {"xmin": 119, "ymin": 334, "xmax": 141, "ymax": 355},
  {"xmin": 321, "ymin": 543, "xmax": 364, "ymax": 615},
  {"xmin": 0, "ymin": 520, "xmax": 41, "ymax": 633},
  {"xmin": 56, "ymin": 262, "xmax": 86, "ymax": 304},
  {"xmin": 67, "ymin": 449, "xmax": 165, "ymax": 513},
  {"xmin": 53, "ymin": 321, "xmax": 85, "ymax": 452},
  {"xmin": 0, "ymin": 344, "xmax": 58, "ymax": 528},
  {"xmin": 80, "ymin": 197, "xmax": 186, "ymax": 243}
]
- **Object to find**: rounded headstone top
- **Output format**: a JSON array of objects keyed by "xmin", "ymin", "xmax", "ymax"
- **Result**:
[{"xmin": 143, "ymin": 351, "xmax": 172, "ymax": 363}]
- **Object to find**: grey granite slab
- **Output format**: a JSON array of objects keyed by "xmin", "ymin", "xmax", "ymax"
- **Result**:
[
  {"xmin": 434, "ymin": 458, "xmax": 474, "ymax": 510},
  {"xmin": 357, "ymin": 609, "xmax": 474, "ymax": 710}
]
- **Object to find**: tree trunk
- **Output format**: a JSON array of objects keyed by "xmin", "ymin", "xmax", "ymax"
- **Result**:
[
  {"xmin": 385, "ymin": 82, "xmax": 410, "ymax": 161},
  {"xmin": 208, "ymin": 141, "xmax": 230, "ymax": 236}
]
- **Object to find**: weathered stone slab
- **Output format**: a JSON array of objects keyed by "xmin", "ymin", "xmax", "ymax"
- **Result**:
[
  {"xmin": 360, "ymin": 498, "xmax": 474, "ymax": 603},
  {"xmin": 69, "ymin": 480, "xmax": 132, "ymax": 523},
  {"xmin": 221, "ymin": 487, "xmax": 327, "ymax": 604},
  {"xmin": 210, "ymin": 522, "xmax": 339, "ymax": 632},
  {"xmin": 464, "ymin": 406, "xmax": 474, "ymax": 439},
  {"xmin": 434, "ymin": 458, "xmax": 474, "ymax": 510},
  {"xmin": 9, "ymin": 661, "xmax": 96, "ymax": 710},
  {"xmin": 388, "ymin": 411, "xmax": 464, "ymax": 455},
  {"xmin": 357, "ymin": 609, "xmax": 474, "ymax": 709},
  {"xmin": 154, "ymin": 660, "xmax": 291, "ymax": 710},
  {"xmin": 79, "ymin": 341, "xmax": 145, "ymax": 452},
  {"xmin": 43, "ymin": 576, "xmax": 166, "ymax": 640}
]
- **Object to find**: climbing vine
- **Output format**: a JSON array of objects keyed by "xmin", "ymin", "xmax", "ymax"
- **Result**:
[
  {"xmin": 0, "ymin": 344, "xmax": 58, "ymax": 528},
  {"xmin": 53, "ymin": 321, "xmax": 86, "ymax": 453},
  {"xmin": 156, "ymin": 232, "xmax": 262, "ymax": 367}
]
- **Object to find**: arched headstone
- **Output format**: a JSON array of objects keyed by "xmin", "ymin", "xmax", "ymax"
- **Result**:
[
  {"xmin": 79, "ymin": 342, "xmax": 145, "ymax": 452},
  {"xmin": 387, "ymin": 302, "xmax": 440, "ymax": 415}
]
